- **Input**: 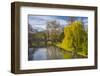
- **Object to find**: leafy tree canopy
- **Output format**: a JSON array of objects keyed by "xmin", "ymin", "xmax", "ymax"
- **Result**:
[{"xmin": 58, "ymin": 21, "xmax": 88, "ymax": 56}]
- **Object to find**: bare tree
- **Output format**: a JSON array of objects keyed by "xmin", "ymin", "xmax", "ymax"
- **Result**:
[{"xmin": 46, "ymin": 20, "xmax": 61, "ymax": 43}]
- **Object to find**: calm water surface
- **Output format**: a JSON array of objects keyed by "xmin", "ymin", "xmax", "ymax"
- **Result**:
[{"xmin": 28, "ymin": 46, "xmax": 72, "ymax": 60}]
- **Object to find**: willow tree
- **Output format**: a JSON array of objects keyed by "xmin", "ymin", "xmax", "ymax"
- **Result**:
[{"xmin": 60, "ymin": 21, "xmax": 88, "ymax": 58}]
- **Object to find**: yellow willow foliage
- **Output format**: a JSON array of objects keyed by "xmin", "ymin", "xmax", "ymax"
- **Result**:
[{"xmin": 58, "ymin": 21, "xmax": 88, "ymax": 54}]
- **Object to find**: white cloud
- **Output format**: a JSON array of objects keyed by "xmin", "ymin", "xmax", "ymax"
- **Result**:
[{"xmin": 28, "ymin": 16, "xmax": 68, "ymax": 31}]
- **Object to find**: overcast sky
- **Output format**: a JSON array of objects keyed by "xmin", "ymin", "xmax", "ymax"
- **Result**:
[{"xmin": 28, "ymin": 15, "xmax": 88, "ymax": 31}]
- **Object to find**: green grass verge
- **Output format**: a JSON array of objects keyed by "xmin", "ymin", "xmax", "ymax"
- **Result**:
[
  {"xmin": 55, "ymin": 43, "xmax": 87, "ymax": 57},
  {"xmin": 63, "ymin": 53, "xmax": 72, "ymax": 59}
]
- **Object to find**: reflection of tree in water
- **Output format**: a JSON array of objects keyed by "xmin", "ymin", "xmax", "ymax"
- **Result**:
[{"xmin": 46, "ymin": 46, "xmax": 63, "ymax": 59}]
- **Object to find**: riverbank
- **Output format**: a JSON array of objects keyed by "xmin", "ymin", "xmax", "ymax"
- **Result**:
[{"xmin": 54, "ymin": 43, "xmax": 87, "ymax": 58}]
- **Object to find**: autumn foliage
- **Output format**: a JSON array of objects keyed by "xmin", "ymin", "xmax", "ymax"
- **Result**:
[{"xmin": 57, "ymin": 21, "xmax": 88, "ymax": 57}]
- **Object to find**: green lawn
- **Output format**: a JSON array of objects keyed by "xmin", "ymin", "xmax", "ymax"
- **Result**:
[{"xmin": 63, "ymin": 53, "xmax": 72, "ymax": 59}]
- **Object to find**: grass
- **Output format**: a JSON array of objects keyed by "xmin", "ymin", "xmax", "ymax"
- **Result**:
[
  {"xmin": 78, "ymin": 50, "xmax": 87, "ymax": 57},
  {"xmin": 63, "ymin": 53, "xmax": 72, "ymax": 59},
  {"xmin": 55, "ymin": 43, "xmax": 87, "ymax": 58}
]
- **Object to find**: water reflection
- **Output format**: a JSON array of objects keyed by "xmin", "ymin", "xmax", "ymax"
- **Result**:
[
  {"xmin": 28, "ymin": 46, "xmax": 65, "ymax": 60},
  {"xmin": 33, "ymin": 48, "xmax": 47, "ymax": 60}
]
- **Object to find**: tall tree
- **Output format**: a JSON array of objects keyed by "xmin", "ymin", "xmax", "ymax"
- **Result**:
[
  {"xmin": 46, "ymin": 20, "xmax": 61, "ymax": 43},
  {"xmin": 60, "ymin": 21, "xmax": 88, "ymax": 58}
]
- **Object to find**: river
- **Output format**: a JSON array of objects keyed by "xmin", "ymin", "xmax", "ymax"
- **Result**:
[{"xmin": 28, "ymin": 46, "xmax": 73, "ymax": 60}]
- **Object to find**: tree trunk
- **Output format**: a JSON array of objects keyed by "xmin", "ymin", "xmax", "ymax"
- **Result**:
[{"xmin": 72, "ymin": 49, "xmax": 78, "ymax": 58}]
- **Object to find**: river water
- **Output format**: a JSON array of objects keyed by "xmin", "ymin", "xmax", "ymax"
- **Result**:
[{"xmin": 28, "ymin": 46, "xmax": 72, "ymax": 60}]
